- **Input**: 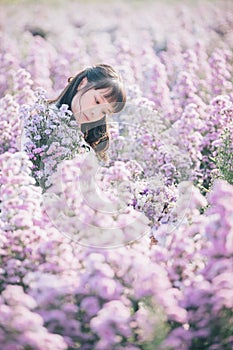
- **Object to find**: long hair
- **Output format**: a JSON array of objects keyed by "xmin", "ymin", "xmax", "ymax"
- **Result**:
[{"xmin": 49, "ymin": 64, "xmax": 126, "ymax": 159}]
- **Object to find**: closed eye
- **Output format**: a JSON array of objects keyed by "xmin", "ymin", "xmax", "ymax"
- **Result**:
[{"xmin": 95, "ymin": 95, "xmax": 112, "ymax": 115}]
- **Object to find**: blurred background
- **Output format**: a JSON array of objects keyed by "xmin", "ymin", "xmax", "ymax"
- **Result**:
[{"xmin": 1, "ymin": 0, "xmax": 232, "ymax": 99}]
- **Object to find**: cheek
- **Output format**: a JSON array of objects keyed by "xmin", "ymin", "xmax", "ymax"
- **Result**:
[{"xmin": 83, "ymin": 93, "xmax": 95, "ymax": 110}]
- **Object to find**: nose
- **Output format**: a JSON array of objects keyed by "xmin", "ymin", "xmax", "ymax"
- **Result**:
[{"xmin": 91, "ymin": 108, "xmax": 97, "ymax": 117}]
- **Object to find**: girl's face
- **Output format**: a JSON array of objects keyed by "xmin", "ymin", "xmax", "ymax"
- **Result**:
[{"xmin": 71, "ymin": 77, "xmax": 114, "ymax": 124}]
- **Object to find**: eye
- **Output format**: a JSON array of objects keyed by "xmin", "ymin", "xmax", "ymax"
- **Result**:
[{"xmin": 95, "ymin": 97, "xmax": 100, "ymax": 104}]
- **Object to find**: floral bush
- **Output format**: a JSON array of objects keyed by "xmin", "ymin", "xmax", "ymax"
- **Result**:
[{"xmin": 0, "ymin": 0, "xmax": 233, "ymax": 349}]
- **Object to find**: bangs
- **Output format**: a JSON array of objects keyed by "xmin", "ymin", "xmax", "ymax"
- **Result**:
[{"xmin": 94, "ymin": 79, "xmax": 126, "ymax": 113}]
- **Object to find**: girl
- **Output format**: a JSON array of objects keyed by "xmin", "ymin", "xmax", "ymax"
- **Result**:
[
  {"xmin": 19, "ymin": 63, "xmax": 126, "ymax": 189},
  {"xmin": 49, "ymin": 63, "xmax": 127, "ymax": 160}
]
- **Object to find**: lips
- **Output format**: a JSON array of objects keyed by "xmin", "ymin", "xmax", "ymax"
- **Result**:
[{"xmin": 83, "ymin": 113, "xmax": 89, "ymax": 121}]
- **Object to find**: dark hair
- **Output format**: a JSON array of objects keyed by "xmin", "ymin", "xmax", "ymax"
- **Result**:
[{"xmin": 49, "ymin": 63, "xmax": 126, "ymax": 159}]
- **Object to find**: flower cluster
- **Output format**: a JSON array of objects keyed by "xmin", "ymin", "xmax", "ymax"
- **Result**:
[
  {"xmin": 43, "ymin": 152, "xmax": 150, "ymax": 247},
  {"xmin": 159, "ymin": 180, "xmax": 233, "ymax": 350},
  {"xmin": 214, "ymin": 127, "xmax": 233, "ymax": 184},
  {"xmin": 0, "ymin": 94, "xmax": 20, "ymax": 154},
  {"xmin": 0, "ymin": 285, "xmax": 67, "ymax": 350},
  {"xmin": 20, "ymin": 88, "xmax": 90, "ymax": 190}
]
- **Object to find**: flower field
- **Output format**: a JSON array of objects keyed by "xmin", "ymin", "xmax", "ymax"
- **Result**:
[{"xmin": 0, "ymin": 0, "xmax": 233, "ymax": 349}]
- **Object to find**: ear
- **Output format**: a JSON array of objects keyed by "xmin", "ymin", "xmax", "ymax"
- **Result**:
[{"xmin": 78, "ymin": 77, "xmax": 88, "ymax": 91}]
